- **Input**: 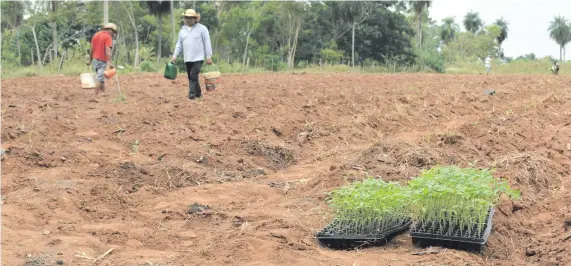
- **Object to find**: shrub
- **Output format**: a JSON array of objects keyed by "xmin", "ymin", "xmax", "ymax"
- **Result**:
[
  {"xmin": 140, "ymin": 61, "xmax": 156, "ymax": 72},
  {"xmin": 419, "ymin": 51, "xmax": 445, "ymax": 73}
]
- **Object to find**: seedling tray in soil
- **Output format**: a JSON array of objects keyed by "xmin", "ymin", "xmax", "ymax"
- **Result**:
[
  {"xmin": 316, "ymin": 218, "xmax": 412, "ymax": 250},
  {"xmin": 410, "ymin": 208, "xmax": 495, "ymax": 252}
]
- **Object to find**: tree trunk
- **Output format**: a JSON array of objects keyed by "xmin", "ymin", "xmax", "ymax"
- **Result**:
[
  {"xmin": 51, "ymin": 27, "xmax": 57, "ymax": 60},
  {"xmin": 32, "ymin": 24, "xmax": 43, "ymax": 71},
  {"xmin": 286, "ymin": 14, "xmax": 294, "ymax": 68},
  {"xmin": 560, "ymin": 45, "xmax": 563, "ymax": 61},
  {"xmin": 16, "ymin": 26, "xmax": 21, "ymax": 65},
  {"xmin": 58, "ymin": 51, "xmax": 65, "ymax": 72},
  {"xmin": 157, "ymin": 13, "xmax": 163, "ymax": 65},
  {"xmin": 127, "ymin": 2, "xmax": 140, "ymax": 68},
  {"xmin": 291, "ymin": 19, "xmax": 301, "ymax": 68},
  {"xmin": 51, "ymin": 1, "xmax": 58, "ymax": 60},
  {"xmin": 113, "ymin": 30, "xmax": 120, "ymax": 63},
  {"xmin": 418, "ymin": 11, "xmax": 423, "ymax": 49},
  {"xmin": 416, "ymin": 10, "xmax": 421, "ymax": 48},
  {"xmin": 171, "ymin": 0, "xmax": 175, "ymax": 49},
  {"xmin": 104, "ymin": 0, "xmax": 109, "ymax": 24},
  {"xmin": 120, "ymin": 22, "xmax": 131, "ymax": 65},
  {"xmin": 351, "ymin": 20, "xmax": 355, "ymax": 67},
  {"xmin": 242, "ymin": 24, "xmax": 251, "ymax": 67}
]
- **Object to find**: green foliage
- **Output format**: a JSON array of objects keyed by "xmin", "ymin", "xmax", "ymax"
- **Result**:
[
  {"xmin": 263, "ymin": 55, "xmax": 286, "ymax": 72},
  {"xmin": 337, "ymin": 6, "xmax": 416, "ymax": 65},
  {"xmin": 463, "ymin": 11, "xmax": 483, "ymax": 34},
  {"xmin": 442, "ymin": 31, "xmax": 498, "ymax": 63},
  {"xmin": 140, "ymin": 61, "xmax": 156, "ymax": 72},
  {"xmin": 0, "ymin": 0, "xmax": 551, "ymax": 77},
  {"xmin": 320, "ymin": 44, "xmax": 344, "ymax": 63},
  {"xmin": 408, "ymin": 166, "xmax": 520, "ymax": 236},
  {"xmin": 548, "ymin": 16, "xmax": 571, "ymax": 60},
  {"xmin": 419, "ymin": 51, "xmax": 445, "ymax": 73},
  {"xmin": 494, "ymin": 17, "xmax": 509, "ymax": 45},
  {"xmin": 485, "ymin": 24, "xmax": 502, "ymax": 40},
  {"xmin": 326, "ymin": 178, "xmax": 411, "ymax": 234},
  {"xmin": 440, "ymin": 17, "xmax": 459, "ymax": 44}
]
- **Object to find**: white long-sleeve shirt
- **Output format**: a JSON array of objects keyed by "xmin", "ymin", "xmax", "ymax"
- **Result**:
[{"xmin": 173, "ymin": 23, "xmax": 212, "ymax": 62}]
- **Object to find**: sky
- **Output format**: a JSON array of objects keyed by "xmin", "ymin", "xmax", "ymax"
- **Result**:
[{"xmin": 430, "ymin": 0, "xmax": 571, "ymax": 59}]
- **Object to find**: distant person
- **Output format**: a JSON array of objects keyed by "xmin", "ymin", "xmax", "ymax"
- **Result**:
[
  {"xmin": 87, "ymin": 23, "xmax": 117, "ymax": 95},
  {"xmin": 485, "ymin": 55, "xmax": 493, "ymax": 75},
  {"xmin": 171, "ymin": 9, "xmax": 213, "ymax": 100},
  {"xmin": 551, "ymin": 61, "xmax": 560, "ymax": 75}
]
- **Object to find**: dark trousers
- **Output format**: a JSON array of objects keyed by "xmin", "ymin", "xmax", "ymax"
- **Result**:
[{"xmin": 185, "ymin": 61, "xmax": 203, "ymax": 98}]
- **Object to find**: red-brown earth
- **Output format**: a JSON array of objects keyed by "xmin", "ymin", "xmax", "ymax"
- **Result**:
[{"xmin": 1, "ymin": 73, "xmax": 570, "ymax": 265}]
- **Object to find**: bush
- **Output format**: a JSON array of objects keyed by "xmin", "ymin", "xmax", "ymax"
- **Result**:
[
  {"xmin": 296, "ymin": 60, "xmax": 309, "ymax": 69},
  {"xmin": 263, "ymin": 55, "xmax": 286, "ymax": 72},
  {"xmin": 419, "ymin": 51, "xmax": 445, "ymax": 73},
  {"xmin": 140, "ymin": 61, "xmax": 156, "ymax": 72}
]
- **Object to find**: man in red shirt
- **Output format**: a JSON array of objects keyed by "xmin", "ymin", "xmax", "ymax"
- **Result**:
[{"xmin": 87, "ymin": 23, "xmax": 117, "ymax": 95}]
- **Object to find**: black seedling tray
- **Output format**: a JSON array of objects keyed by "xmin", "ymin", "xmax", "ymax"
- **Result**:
[
  {"xmin": 410, "ymin": 208, "xmax": 495, "ymax": 252},
  {"xmin": 316, "ymin": 218, "xmax": 412, "ymax": 250}
]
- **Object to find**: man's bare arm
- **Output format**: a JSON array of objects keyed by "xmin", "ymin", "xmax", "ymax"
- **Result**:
[{"xmin": 105, "ymin": 46, "xmax": 113, "ymax": 66}]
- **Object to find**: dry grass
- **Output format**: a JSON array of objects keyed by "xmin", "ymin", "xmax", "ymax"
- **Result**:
[
  {"xmin": 397, "ymin": 148, "xmax": 436, "ymax": 168},
  {"xmin": 245, "ymin": 140, "xmax": 296, "ymax": 169},
  {"xmin": 492, "ymin": 152, "xmax": 561, "ymax": 198}
]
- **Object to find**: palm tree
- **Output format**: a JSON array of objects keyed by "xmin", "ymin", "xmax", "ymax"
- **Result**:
[
  {"xmin": 440, "ymin": 17, "xmax": 458, "ymax": 44},
  {"xmin": 548, "ymin": 16, "xmax": 571, "ymax": 61},
  {"xmin": 411, "ymin": 1, "xmax": 432, "ymax": 49},
  {"xmin": 463, "ymin": 11, "xmax": 483, "ymax": 34},
  {"xmin": 494, "ymin": 18, "xmax": 509, "ymax": 57},
  {"xmin": 147, "ymin": 1, "xmax": 171, "ymax": 65}
]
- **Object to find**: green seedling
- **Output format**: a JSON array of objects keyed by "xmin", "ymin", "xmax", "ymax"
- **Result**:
[
  {"xmin": 130, "ymin": 140, "xmax": 140, "ymax": 153},
  {"xmin": 113, "ymin": 92, "xmax": 127, "ymax": 103},
  {"xmin": 408, "ymin": 166, "xmax": 520, "ymax": 237},
  {"xmin": 326, "ymin": 177, "xmax": 411, "ymax": 235},
  {"xmin": 114, "ymin": 126, "xmax": 126, "ymax": 134}
]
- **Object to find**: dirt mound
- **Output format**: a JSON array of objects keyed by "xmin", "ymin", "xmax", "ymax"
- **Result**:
[{"xmin": 2, "ymin": 73, "xmax": 571, "ymax": 265}]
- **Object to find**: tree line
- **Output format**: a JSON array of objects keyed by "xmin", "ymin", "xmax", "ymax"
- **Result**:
[{"xmin": 1, "ymin": 0, "xmax": 567, "ymax": 75}]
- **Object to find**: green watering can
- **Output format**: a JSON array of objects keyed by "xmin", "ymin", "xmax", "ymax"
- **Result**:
[{"xmin": 164, "ymin": 62, "xmax": 178, "ymax": 80}]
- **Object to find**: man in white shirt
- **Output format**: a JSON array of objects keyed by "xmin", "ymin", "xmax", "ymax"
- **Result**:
[
  {"xmin": 171, "ymin": 9, "xmax": 213, "ymax": 100},
  {"xmin": 484, "ymin": 55, "xmax": 493, "ymax": 75}
]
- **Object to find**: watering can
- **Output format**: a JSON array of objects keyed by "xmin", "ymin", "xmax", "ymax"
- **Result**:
[
  {"xmin": 164, "ymin": 62, "xmax": 178, "ymax": 80},
  {"xmin": 104, "ymin": 65, "xmax": 117, "ymax": 79}
]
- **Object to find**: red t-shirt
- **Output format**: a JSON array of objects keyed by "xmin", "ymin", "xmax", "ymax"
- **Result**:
[{"xmin": 91, "ymin": 31, "xmax": 113, "ymax": 62}]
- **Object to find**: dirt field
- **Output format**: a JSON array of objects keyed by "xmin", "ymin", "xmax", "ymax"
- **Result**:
[{"xmin": 2, "ymin": 72, "xmax": 570, "ymax": 266}]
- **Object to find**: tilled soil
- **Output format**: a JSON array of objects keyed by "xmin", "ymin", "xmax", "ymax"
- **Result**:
[{"xmin": 1, "ymin": 72, "xmax": 570, "ymax": 265}]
